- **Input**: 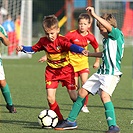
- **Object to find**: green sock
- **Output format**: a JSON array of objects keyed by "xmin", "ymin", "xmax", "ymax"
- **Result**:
[
  {"xmin": 104, "ymin": 101, "xmax": 116, "ymax": 127},
  {"xmin": 1, "ymin": 84, "xmax": 13, "ymax": 105},
  {"xmin": 68, "ymin": 96, "xmax": 85, "ymax": 122}
]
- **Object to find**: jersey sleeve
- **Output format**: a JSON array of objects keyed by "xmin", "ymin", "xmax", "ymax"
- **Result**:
[
  {"xmin": 58, "ymin": 36, "xmax": 72, "ymax": 51},
  {"xmin": 89, "ymin": 35, "xmax": 99, "ymax": 49},
  {"xmin": 22, "ymin": 46, "xmax": 35, "ymax": 54},
  {"xmin": 32, "ymin": 38, "xmax": 45, "ymax": 52},
  {"xmin": 0, "ymin": 25, "xmax": 8, "ymax": 42},
  {"xmin": 108, "ymin": 27, "xmax": 122, "ymax": 40}
]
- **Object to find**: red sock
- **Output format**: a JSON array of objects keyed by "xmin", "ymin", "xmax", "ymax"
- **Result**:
[
  {"xmin": 84, "ymin": 95, "xmax": 88, "ymax": 106},
  {"xmin": 49, "ymin": 101, "xmax": 63, "ymax": 121}
]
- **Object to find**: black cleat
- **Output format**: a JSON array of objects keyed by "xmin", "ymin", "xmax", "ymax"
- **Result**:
[
  {"xmin": 6, "ymin": 104, "xmax": 17, "ymax": 113},
  {"xmin": 106, "ymin": 125, "xmax": 120, "ymax": 133}
]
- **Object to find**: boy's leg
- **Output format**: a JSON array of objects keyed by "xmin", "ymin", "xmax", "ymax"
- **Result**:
[
  {"xmin": 80, "ymin": 72, "xmax": 89, "ymax": 113},
  {"xmin": 100, "ymin": 75, "xmax": 120, "ymax": 133},
  {"xmin": 84, "ymin": 95, "xmax": 88, "ymax": 106},
  {"xmin": 47, "ymin": 88, "xmax": 63, "ymax": 121},
  {"xmin": 101, "ymin": 90, "xmax": 120, "ymax": 133},
  {"xmin": 49, "ymin": 101, "xmax": 63, "ymax": 121},
  {"xmin": 55, "ymin": 73, "xmax": 99, "ymax": 130},
  {"xmin": 55, "ymin": 88, "xmax": 88, "ymax": 130},
  {"xmin": 1, "ymin": 83, "xmax": 16, "ymax": 113},
  {"xmin": 67, "ymin": 89, "xmax": 77, "ymax": 102},
  {"xmin": 104, "ymin": 101, "xmax": 116, "ymax": 126},
  {"xmin": 1, "ymin": 83, "xmax": 13, "ymax": 105},
  {"xmin": 81, "ymin": 95, "xmax": 89, "ymax": 113},
  {"xmin": 104, "ymin": 101, "xmax": 120, "ymax": 133},
  {"xmin": 67, "ymin": 95, "xmax": 85, "ymax": 122}
]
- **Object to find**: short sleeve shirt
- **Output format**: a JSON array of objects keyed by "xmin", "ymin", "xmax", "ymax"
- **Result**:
[{"xmin": 97, "ymin": 27, "xmax": 124, "ymax": 75}]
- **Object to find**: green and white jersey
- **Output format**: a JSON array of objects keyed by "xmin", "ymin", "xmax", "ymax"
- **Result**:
[
  {"xmin": 0, "ymin": 25, "xmax": 8, "ymax": 57},
  {"xmin": 97, "ymin": 27, "xmax": 124, "ymax": 75}
]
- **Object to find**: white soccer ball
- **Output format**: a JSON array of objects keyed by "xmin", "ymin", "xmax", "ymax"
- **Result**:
[{"xmin": 38, "ymin": 109, "xmax": 58, "ymax": 128}]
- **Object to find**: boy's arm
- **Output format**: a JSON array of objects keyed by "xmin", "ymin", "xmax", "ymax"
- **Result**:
[
  {"xmin": 70, "ymin": 44, "xmax": 84, "ymax": 53},
  {"xmin": 38, "ymin": 55, "xmax": 47, "ymax": 63},
  {"xmin": 0, "ymin": 32, "xmax": 10, "ymax": 46},
  {"xmin": 86, "ymin": 7, "xmax": 112, "ymax": 32},
  {"xmin": 16, "ymin": 46, "xmax": 35, "ymax": 54},
  {"xmin": 70, "ymin": 44, "xmax": 88, "ymax": 56},
  {"xmin": 93, "ymin": 47, "xmax": 100, "ymax": 68},
  {"xmin": 87, "ymin": 51, "xmax": 102, "ymax": 58}
]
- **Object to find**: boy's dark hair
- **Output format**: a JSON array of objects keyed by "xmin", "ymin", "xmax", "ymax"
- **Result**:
[
  {"xmin": 78, "ymin": 13, "xmax": 92, "ymax": 24},
  {"xmin": 42, "ymin": 15, "xmax": 59, "ymax": 31},
  {"xmin": 97, "ymin": 13, "xmax": 117, "ymax": 28}
]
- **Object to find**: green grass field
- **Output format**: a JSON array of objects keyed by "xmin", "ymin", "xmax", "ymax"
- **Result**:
[{"xmin": 0, "ymin": 45, "xmax": 132, "ymax": 133}]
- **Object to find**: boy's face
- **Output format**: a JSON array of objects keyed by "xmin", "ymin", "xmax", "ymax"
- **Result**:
[
  {"xmin": 78, "ymin": 19, "xmax": 91, "ymax": 33},
  {"xmin": 44, "ymin": 27, "xmax": 60, "ymax": 42}
]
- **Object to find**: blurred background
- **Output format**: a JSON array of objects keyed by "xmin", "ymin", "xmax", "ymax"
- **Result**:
[{"xmin": 0, "ymin": 0, "xmax": 133, "ymax": 58}]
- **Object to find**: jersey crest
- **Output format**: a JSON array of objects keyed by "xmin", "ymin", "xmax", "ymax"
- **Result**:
[
  {"xmin": 46, "ymin": 81, "xmax": 52, "ymax": 85},
  {"xmin": 56, "ymin": 46, "xmax": 61, "ymax": 50}
]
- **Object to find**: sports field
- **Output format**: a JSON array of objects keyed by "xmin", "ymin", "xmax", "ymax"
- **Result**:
[{"xmin": 0, "ymin": 45, "xmax": 132, "ymax": 133}]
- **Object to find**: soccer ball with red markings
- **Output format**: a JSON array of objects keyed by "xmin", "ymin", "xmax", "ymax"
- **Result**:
[{"xmin": 38, "ymin": 109, "xmax": 58, "ymax": 128}]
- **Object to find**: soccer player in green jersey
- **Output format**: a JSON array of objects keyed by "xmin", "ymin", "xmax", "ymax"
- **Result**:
[
  {"xmin": 55, "ymin": 6, "xmax": 124, "ymax": 133},
  {"xmin": 0, "ymin": 25, "xmax": 16, "ymax": 113}
]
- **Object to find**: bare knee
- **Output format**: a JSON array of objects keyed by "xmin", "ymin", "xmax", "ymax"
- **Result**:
[
  {"xmin": 47, "ymin": 96, "xmax": 55, "ymax": 104},
  {"xmin": 0, "ymin": 80, "xmax": 6, "ymax": 88},
  {"xmin": 78, "ymin": 88, "xmax": 88, "ymax": 98}
]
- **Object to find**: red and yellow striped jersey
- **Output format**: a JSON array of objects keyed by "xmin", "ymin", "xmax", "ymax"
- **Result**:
[
  {"xmin": 32, "ymin": 35, "xmax": 72, "ymax": 68},
  {"xmin": 65, "ymin": 29, "xmax": 99, "ymax": 72}
]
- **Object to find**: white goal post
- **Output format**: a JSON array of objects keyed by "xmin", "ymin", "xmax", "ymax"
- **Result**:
[{"xmin": 0, "ymin": 0, "xmax": 32, "ymax": 59}]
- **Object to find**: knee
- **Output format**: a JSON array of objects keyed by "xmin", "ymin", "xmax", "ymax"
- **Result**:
[
  {"xmin": 0, "ymin": 80, "xmax": 6, "ymax": 88},
  {"xmin": 78, "ymin": 88, "xmax": 88, "ymax": 98},
  {"xmin": 47, "ymin": 96, "xmax": 55, "ymax": 104}
]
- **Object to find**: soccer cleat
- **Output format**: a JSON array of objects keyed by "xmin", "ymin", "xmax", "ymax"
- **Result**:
[
  {"xmin": 6, "ymin": 104, "xmax": 17, "ymax": 113},
  {"xmin": 55, "ymin": 119, "xmax": 64, "ymax": 127},
  {"xmin": 81, "ymin": 106, "xmax": 89, "ymax": 113},
  {"xmin": 106, "ymin": 125, "xmax": 120, "ymax": 133},
  {"xmin": 54, "ymin": 119, "xmax": 77, "ymax": 130}
]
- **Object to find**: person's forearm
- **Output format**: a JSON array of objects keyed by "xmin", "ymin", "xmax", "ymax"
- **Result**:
[
  {"xmin": 94, "ymin": 48, "xmax": 100, "ymax": 62},
  {"xmin": 1, "ymin": 36, "xmax": 10, "ymax": 46},
  {"xmin": 93, "ymin": 14, "xmax": 112, "ymax": 32},
  {"xmin": 22, "ymin": 46, "xmax": 35, "ymax": 54},
  {"xmin": 86, "ymin": 6, "xmax": 112, "ymax": 32},
  {"xmin": 88, "ymin": 52, "xmax": 102, "ymax": 58}
]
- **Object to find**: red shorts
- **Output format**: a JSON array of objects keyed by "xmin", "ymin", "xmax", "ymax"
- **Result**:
[
  {"xmin": 45, "ymin": 64, "xmax": 76, "ymax": 90},
  {"xmin": 75, "ymin": 68, "xmax": 90, "ymax": 77}
]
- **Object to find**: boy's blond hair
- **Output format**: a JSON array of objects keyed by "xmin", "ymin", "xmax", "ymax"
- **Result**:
[
  {"xmin": 42, "ymin": 15, "xmax": 59, "ymax": 32},
  {"xmin": 78, "ymin": 13, "xmax": 93, "ymax": 24},
  {"xmin": 97, "ymin": 13, "xmax": 117, "ymax": 28}
]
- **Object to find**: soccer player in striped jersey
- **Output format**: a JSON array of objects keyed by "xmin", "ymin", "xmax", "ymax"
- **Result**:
[
  {"xmin": 16, "ymin": 15, "xmax": 88, "ymax": 123},
  {"xmin": 55, "ymin": 7, "xmax": 124, "ymax": 133},
  {"xmin": 0, "ymin": 25, "xmax": 16, "ymax": 113}
]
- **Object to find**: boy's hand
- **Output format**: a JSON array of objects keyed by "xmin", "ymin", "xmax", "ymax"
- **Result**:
[
  {"xmin": 82, "ymin": 50, "xmax": 89, "ymax": 56},
  {"xmin": 86, "ymin": 7, "xmax": 96, "ymax": 17},
  {"xmin": 38, "ymin": 55, "xmax": 47, "ymax": 63},
  {"xmin": 16, "ymin": 45, "xmax": 23, "ymax": 52},
  {"xmin": 93, "ymin": 61, "xmax": 100, "ymax": 69}
]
